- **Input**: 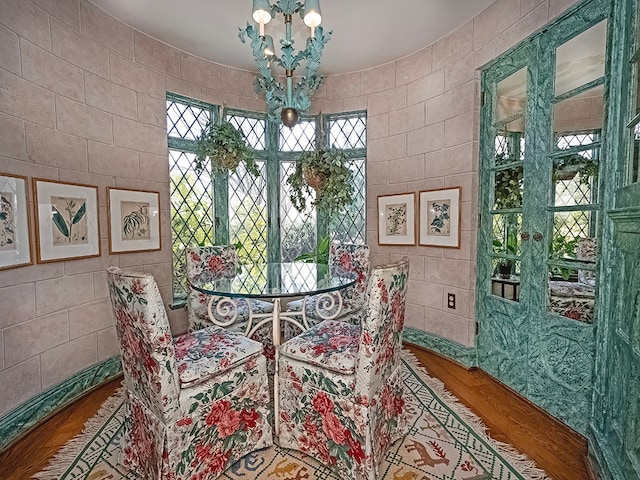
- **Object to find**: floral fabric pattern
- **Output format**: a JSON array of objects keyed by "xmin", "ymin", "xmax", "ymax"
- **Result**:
[
  {"xmin": 174, "ymin": 326, "xmax": 263, "ymax": 388},
  {"xmin": 280, "ymin": 320, "xmax": 359, "ymax": 374},
  {"xmin": 185, "ymin": 246, "xmax": 274, "ymax": 332},
  {"xmin": 287, "ymin": 243, "xmax": 371, "ymax": 325},
  {"xmin": 106, "ymin": 267, "xmax": 272, "ymax": 480},
  {"xmin": 278, "ymin": 257, "xmax": 410, "ymax": 480}
]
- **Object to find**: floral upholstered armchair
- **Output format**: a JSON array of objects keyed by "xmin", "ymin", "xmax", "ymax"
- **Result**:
[
  {"xmin": 278, "ymin": 257, "xmax": 410, "ymax": 480},
  {"xmin": 106, "ymin": 267, "xmax": 272, "ymax": 480},
  {"xmin": 286, "ymin": 243, "xmax": 371, "ymax": 326},
  {"xmin": 185, "ymin": 245, "xmax": 274, "ymax": 332}
]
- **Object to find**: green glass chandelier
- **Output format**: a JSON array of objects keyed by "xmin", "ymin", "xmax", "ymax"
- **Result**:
[{"xmin": 239, "ymin": 0, "xmax": 331, "ymax": 128}]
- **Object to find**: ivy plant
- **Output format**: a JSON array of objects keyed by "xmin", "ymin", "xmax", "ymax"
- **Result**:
[
  {"xmin": 286, "ymin": 146, "xmax": 354, "ymax": 216},
  {"xmin": 194, "ymin": 121, "xmax": 259, "ymax": 177}
]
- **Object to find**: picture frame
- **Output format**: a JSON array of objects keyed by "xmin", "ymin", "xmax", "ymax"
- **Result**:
[
  {"xmin": 33, "ymin": 179, "xmax": 100, "ymax": 263},
  {"xmin": 377, "ymin": 192, "xmax": 416, "ymax": 245},
  {"xmin": 419, "ymin": 186, "xmax": 461, "ymax": 248},
  {"xmin": 0, "ymin": 173, "xmax": 33, "ymax": 270},
  {"xmin": 107, "ymin": 187, "xmax": 161, "ymax": 254}
]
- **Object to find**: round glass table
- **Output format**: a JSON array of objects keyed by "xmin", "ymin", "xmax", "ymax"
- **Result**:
[{"xmin": 189, "ymin": 262, "xmax": 356, "ymax": 440}]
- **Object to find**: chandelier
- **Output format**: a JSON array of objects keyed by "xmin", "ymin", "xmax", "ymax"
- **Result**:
[{"xmin": 239, "ymin": 0, "xmax": 331, "ymax": 128}]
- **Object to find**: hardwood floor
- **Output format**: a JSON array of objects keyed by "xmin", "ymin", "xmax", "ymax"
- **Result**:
[{"xmin": 0, "ymin": 345, "xmax": 592, "ymax": 480}]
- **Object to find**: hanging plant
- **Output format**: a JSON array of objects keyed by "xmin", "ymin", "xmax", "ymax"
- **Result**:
[
  {"xmin": 552, "ymin": 152, "xmax": 599, "ymax": 185},
  {"xmin": 194, "ymin": 120, "xmax": 259, "ymax": 177},
  {"xmin": 286, "ymin": 145, "xmax": 354, "ymax": 216}
]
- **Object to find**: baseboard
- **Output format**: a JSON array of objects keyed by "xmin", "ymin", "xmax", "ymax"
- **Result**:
[
  {"xmin": 403, "ymin": 328, "xmax": 478, "ymax": 368},
  {"xmin": 0, "ymin": 355, "xmax": 122, "ymax": 452}
]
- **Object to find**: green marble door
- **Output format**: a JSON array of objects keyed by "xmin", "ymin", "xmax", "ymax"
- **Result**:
[{"xmin": 477, "ymin": 0, "xmax": 609, "ymax": 434}]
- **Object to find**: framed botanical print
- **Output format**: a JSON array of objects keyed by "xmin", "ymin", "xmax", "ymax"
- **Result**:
[
  {"xmin": 0, "ymin": 173, "xmax": 32, "ymax": 270},
  {"xmin": 107, "ymin": 187, "xmax": 161, "ymax": 254},
  {"xmin": 33, "ymin": 179, "xmax": 100, "ymax": 263},
  {"xmin": 377, "ymin": 192, "xmax": 416, "ymax": 245},
  {"xmin": 419, "ymin": 186, "xmax": 461, "ymax": 248}
]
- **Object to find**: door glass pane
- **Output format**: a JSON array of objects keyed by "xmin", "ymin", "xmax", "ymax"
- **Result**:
[
  {"xmin": 555, "ymin": 20, "xmax": 607, "ymax": 96},
  {"xmin": 494, "ymin": 166, "xmax": 524, "ymax": 209},
  {"xmin": 490, "ymin": 68, "xmax": 527, "ymax": 302},
  {"xmin": 553, "ymin": 85, "xmax": 604, "ymax": 141}
]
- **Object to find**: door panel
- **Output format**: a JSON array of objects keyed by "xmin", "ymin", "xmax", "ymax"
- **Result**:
[{"xmin": 477, "ymin": 1, "xmax": 608, "ymax": 435}]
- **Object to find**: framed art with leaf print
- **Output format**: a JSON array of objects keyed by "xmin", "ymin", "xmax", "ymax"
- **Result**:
[
  {"xmin": 419, "ymin": 186, "xmax": 461, "ymax": 248},
  {"xmin": 107, "ymin": 187, "xmax": 160, "ymax": 254},
  {"xmin": 377, "ymin": 192, "xmax": 416, "ymax": 245},
  {"xmin": 0, "ymin": 173, "xmax": 32, "ymax": 270},
  {"xmin": 33, "ymin": 179, "xmax": 100, "ymax": 263}
]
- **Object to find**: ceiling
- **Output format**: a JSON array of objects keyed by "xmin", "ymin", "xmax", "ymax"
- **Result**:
[{"xmin": 90, "ymin": 0, "xmax": 495, "ymax": 75}]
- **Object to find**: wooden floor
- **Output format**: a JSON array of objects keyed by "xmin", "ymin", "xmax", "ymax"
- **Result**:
[{"xmin": 0, "ymin": 344, "xmax": 592, "ymax": 480}]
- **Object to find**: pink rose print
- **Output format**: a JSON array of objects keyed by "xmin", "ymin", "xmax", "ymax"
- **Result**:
[{"xmin": 312, "ymin": 391, "xmax": 334, "ymax": 415}]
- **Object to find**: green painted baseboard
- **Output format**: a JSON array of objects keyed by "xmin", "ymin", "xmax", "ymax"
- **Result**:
[
  {"xmin": 404, "ymin": 327, "xmax": 478, "ymax": 368},
  {"xmin": 0, "ymin": 356, "xmax": 122, "ymax": 452}
]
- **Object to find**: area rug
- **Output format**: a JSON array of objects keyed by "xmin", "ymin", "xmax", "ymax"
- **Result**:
[{"xmin": 34, "ymin": 352, "xmax": 549, "ymax": 480}]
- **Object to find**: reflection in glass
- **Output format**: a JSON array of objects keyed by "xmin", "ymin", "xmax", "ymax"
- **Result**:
[
  {"xmin": 553, "ymin": 85, "xmax": 603, "ymax": 139},
  {"xmin": 494, "ymin": 167, "xmax": 523, "ymax": 209},
  {"xmin": 496, "ymin": 67, "xmax": 527, "ymax": 123},
  {"xmin": 491, "ymin": 259, "xmax": 521, "ymax": 301},
  {"xmin": 548, "ymin": 266, "xmax": 596, "ymax": 323},
  {"xmin": 555, "ymin": 20, "xmax": 607, "ymax": 96}
]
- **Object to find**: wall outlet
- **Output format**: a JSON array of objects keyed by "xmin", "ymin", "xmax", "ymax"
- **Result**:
[{"xmin": 447, "ymin": 293, "xmax": 456, "ymax": 309}]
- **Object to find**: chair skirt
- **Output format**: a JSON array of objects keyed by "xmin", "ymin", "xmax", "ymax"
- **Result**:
[
  {"xmin": 278, "ymin": 356, "xmax": 408, "ymax": 480},
  {"xmin": 121, "ymin": 354, "xmax": 272, "ymax": 480}
]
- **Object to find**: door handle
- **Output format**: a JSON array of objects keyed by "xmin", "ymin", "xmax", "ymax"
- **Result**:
[
  {"xmin": 533, "ymin": 232, "xmax": 543, "ymax": 242},
  {"xmin": 521, "ymin": 232, "xmax": 530, "ymax": 241}
]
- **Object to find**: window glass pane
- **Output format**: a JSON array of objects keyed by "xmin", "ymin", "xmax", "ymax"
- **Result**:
[
  {"xmin": 229, "ymin": 160, "xmax": 268, "ymax": 265},
  {"xmin": 329, "ymin": 116, "xmax": 366, "ymax": 149},
  {"xmin": 553, "ymin": 133, "xmax": 600, "ymax": 207},
  {"xmin": 494, "ymin": 166, "xmax": 524, "ymax": 209},
  {"xmin": 496, "ymin": 67, "xmax": 527, "ymax": 124},
  {"xmin": 548, "ymin": 266, "xmax": 596, "ymax": 323},
  {"xmin": 632, "ymin": 123, "xmax": 640, "ymax": 183},
  {"xmin": 167, "ymin": 100, "xmax": 210, "ymax": 140},
  {"xmin": 169, "ymin": 150, "xmax": 215, "ymax": 297},
  {"xmin": 553, "ymin": 85, "xmax": 603, "ymax": 141},
  {"xmin": 554, "ymin": 20, "xmax": 607, "ymax": 96},
  {"xmin": 280, "ymin": 120, "xmax": 316, "ymax": 151},
  {"xmin": 330, "ymin": 158, "xmax": 366, "ymax": 244},
  {"xmin": 280, "ymin": 161, "xmax": 317, "ymax": 261},
  {"xmin": 491, "ymin": 213, "xmax": 521, "ymax": 302},
  {"xmin": 227, "ymin": 114, "xmax": 266, "ymax": 150}
]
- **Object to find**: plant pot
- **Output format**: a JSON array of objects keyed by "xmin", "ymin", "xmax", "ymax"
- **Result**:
[
  {"xmin": 498, "ymin": 262, "xmax": 512, "ymax": 279},
  {"xmin": 215, "ymin": 154, "xmax": 241, "ymax": 171},
  {"xmin": 302, "ymin": 166, "xmax": 326, "ymax": 191}
]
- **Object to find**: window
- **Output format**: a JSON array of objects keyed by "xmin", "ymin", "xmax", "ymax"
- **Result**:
[{"xmin": 167, "ymin": 93, "xmax": 367, "ymax": 302}]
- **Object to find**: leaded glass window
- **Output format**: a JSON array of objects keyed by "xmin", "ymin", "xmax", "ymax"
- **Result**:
[{"xmin": 167, "ymin": 94, "xmax": 367, "ymax": 301}]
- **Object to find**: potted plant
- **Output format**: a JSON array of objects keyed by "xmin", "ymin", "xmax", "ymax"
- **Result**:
[
  {"xmin": 494, "ymin": 157, "xmax": 523, "ymax": 210},
  {"xmin": 493, "ymin": 228, "xmax": 518, "ymax": 278},
  {"xmin": 286, "ymin": 144, "xmax": 354, "ymax": 215},
  {"xmin": 194, "ymin": 120, "xmax": 259, "ymax": 177},
  {"xmin": 553, "ymin": 152, "xmax": 599, "ymax": 184},
  {"xmin": 549, "ymin": 234, "xmax": 579, "ymax": 280}
]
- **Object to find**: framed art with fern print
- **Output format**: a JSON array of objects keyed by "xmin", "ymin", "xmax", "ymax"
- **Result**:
[
  {"xmin": 107, "ymin": 187, "xmax": 160, "ymax": 254},
  {"xmin": 419, "ymin": 186, "xmax": 461, "ymax": 248},
  {"xmin": 34, "ymin": 179, "xmax": 100, "ymax": 263}
]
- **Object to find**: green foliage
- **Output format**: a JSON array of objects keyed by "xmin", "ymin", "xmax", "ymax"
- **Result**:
[
  {"xmin": 194, "ymin": 121, "xmax": 259, "ymax": 177},
  {"xmin": 286, "ymin": 145, "xmax": 354, "ymax": 216},
  {"xmin": 294, "ymin": 235, "xmax": 329, "ymax": 264},
  {"xmin": 553, "ymin": 152, "xmax": 599, "ymax": 185},
  {"xmin": 550, "ymin": 235, "xmax": 578, "ymax": 280},
  {"xmin": 494, "ymin": 155, "xmax": 523, "ymax": 209},
  {"xmin": 493, "ymin": 227, "xmax": 518, "ymax": 269}
]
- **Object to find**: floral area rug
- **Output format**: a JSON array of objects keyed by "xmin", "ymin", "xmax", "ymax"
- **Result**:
[{"xmin": 34, "ymin": 352, "xmax": 548, "ymax": 480}]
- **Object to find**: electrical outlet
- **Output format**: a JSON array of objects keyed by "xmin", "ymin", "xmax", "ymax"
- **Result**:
[{"xmin": 447, "ymin": 293, "xmax": 456, "ymax": 309}]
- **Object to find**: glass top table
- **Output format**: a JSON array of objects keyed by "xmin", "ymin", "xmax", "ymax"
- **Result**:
[
  {"xmin": 189, "ymin": 262, "xmax": 356, "ymax": 442},
  {"xmin": 188, "ymin": 262, "xmax": 355, "ymax": 299}
]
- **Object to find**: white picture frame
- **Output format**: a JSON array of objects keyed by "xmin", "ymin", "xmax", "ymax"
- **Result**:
[
  {"xmin": 419, "ymin": 186, "xmax": 461, "ymax": 248},
  {"xmin": 0, "ymin": 173, "xmax": 32, "ymax": 270},
  {"xmin": 108, "ymin": 187, "xmax": 161, "ymax": 254},
  {"xmin": 377, "ymin": 192, "xmax": 416, "ymax": 246},
  {"xmin": 33, "ymin": 178, "xmax": 101, "ymax": 263}
]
